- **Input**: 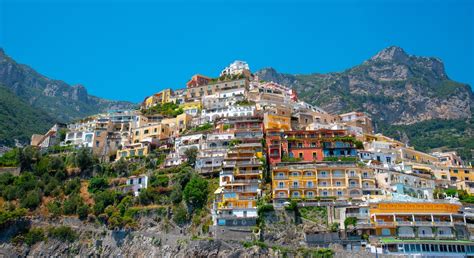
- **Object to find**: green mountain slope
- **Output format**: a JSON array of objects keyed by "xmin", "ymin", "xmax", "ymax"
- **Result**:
[
  {"xmin": 0, "ymin": 85, "xmax": 55, "ymax": 145},
  {"xmin": 0, "ymin": 48, "xmax": 136, "ymax": 144},
  {"xmin": 0, "ymin": 49, "xmax": 135, "ymax": 124}
]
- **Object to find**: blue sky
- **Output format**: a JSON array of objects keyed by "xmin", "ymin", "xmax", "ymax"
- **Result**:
[{"xmin": 1, "ymin": 0, "xmax": 473, "ymax": 103}]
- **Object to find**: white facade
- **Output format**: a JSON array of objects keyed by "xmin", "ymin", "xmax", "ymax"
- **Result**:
[
  {"xmin": 125, "ymin": 175, "xmax": 148, "ymax": 196},
  {"xmin": 201, "ymin": 106, "xmax": 255, "ymax": 123},
  {"xmin": 220, "ymin": 60, "xmax": 249, "ymax": 76}
]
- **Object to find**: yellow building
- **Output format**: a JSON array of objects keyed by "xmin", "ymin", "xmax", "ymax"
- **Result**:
[
  {"xmin": 400, "ymin": 147, "xmax": 439, "ymax": 165},
  {"xmin": 263, "ymin": 113, "xmax": 291, "ymax": 131},
  {"xmin": 271, "ymin": 163, "xmax": 377, "ymax": 206},
  {"xmin": 450, "ymin": 167, "xmax": 474, "ymax": 183},
  {"xmin": 132, "ymin": 123, "xmax": 171, "ymax": 144},
  {"xmin": 161, "ymin": 113, "xmax": 193, "ymax": 136},
  {"xmin": 179, "ymin": 100, "xmax": 202, "ymax": 116},
  {"xmin": 369, "ymin": 200, "xmax": 464, "ymax": 238},
  {"xmin": 142, "ymin": 89, "xmax": 173, "ymax": 109},
  {"xmin": 116, "ymin": 143, "xmax": 150, "ymax": 160}
]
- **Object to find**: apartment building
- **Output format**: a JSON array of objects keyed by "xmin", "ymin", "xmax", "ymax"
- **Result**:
[
  {"xmin": 214, "ymin": 141, "xmax": 263, "ymax": 226},
  {"xmin": 186, "ymin": 78, "xmax": 248, "ymax": 99},
  {"xmin": 375, "ymin": 169, "xmax": 435, "ymax": 200},
  {"xmin": 271, "ymin": 162, "xmax": 377, "ymax": 206},
  {"xmin": 141, "ymin": 89, "xmax": 173, "ymax": 109}
]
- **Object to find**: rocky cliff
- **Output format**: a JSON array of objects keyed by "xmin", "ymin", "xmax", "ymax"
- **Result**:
[{"xmin": 255, "ymin": 46, "xmax": 473, "ymax": 125}]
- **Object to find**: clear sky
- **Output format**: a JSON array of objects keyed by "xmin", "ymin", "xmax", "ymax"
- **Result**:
[{"xmin": 1, "ymin": 0, "xmax": 473, "ymax": 103}]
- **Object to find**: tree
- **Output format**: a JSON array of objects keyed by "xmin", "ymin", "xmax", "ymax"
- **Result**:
[
  {"xmin": 75, "ymin": 148, "xmax": 94, "ymax": 174},
  {"xmin": 64, "ymin": 178, "xmax": 81, "ymax": 195},
  {"xmin": 170, "ymin": 185, "xmax": 183, "ymax": 204},
  {"xmin": 344, "ymin": 217, "xmax": 357, "ymax": 228},
  {"xmin": 184, "ymin": 147, "xmax": 198, "ymax": 168},
  {"xmin": 88, "ymin": 177, "xmax": 108, "ymax": 193},
  {"xmin": 183, "ymin": 176, "xmax": 208, "ymax": 211},
  {"xmin": 77, "ymin": 204, "xmax": 89, "ymax": 220},
  {"xmin": 173, "ymin": 205, "xmax": 188, "ymax": 225},
  {"xmin": 150, "ymin": 174, "xmax": 169, "ymax": 187}
]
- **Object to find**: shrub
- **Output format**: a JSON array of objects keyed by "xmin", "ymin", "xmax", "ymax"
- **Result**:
[
  {"xmin": 173, "ymin": 205, "xmax": 188, "ymax": 225},
  {"xmin": 48, "ymin": 226, "xmax": 78, "ymax": 242},
  {"xmin": 20, "ymin": 191, "xmax": 42, "ymax": 210},
  {"xmin": 170, "ymin": 185, "xmax": 183, "ymax": 204},
  {"xmin": 63, "ymin": 194, "xmax": 83, "ymax": 215},
  {"xmin": 47, "ymin": 201, "xmax": 62, "ymax": 217},
  {"xmin": 88, "ymin": 177, "xmax": 108, "ymax": 193},
  {"xmin": 150, "ymin": 175, "xmax": 169, "ymax": 187},
  {"xmin": 64, "ymin": 178, "xmax": 81, "ymax": 195},
  {"xmin": 21, "ymin": 228, "xmax": 45, "ymax": 246},
  {"xmin": 77, "ymin": 204, "xmax": 89, "ymax": 220}
]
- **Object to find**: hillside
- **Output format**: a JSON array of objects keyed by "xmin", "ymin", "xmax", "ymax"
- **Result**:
[
  {"xmin": 255, "ymin": 46, "xmax": 474, "ymax": 161},
  {"xmin": 0, "ymin": 49, "xmax": 136, "ymax": 144},
  {"xmin": 255, "ymin": 46, "xmax": 473, "ymax": 125},
  {"xmin": 0, "ymin": 85, "xmax": 55, "ymax": 145}
]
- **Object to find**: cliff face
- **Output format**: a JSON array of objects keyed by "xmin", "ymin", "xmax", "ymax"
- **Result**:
[
  {"xmin": 0, "ymin": 48, "xmax": 135, "ymax": 124},
  {"xmin": 255, "ymin": 46, "xmax": 473, "ymax": 125}
]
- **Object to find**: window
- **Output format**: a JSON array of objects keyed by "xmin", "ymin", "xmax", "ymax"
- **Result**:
[
  {"xmin": 292, "ymin": 191, "xmax": 299, "ymax": 197},
  {"xmin": 337, "ymin": 191, "xmax": 343, "ymax": 196},
  {"xmin": 312, "ymin": 152, "xmax": 317, "ymax": 159},
  {"xmin": 307, "ymin": 181, "xmax": 313, "ymax": 187},
  {"xmin": 278, "ymin": 182, "xmax": 284, "ymax": 188},
  {"xmin": 307, "ymin": 191, "xmax": 314, "ymax": 197},
  {"xmin": 95, "ymin": 141, "xmax": 100, "ymax": 147},
  {"xmin": 299, "ymin": 153, "xmax": 303, "ymax": 159},
  {"xmin": 279, "ymin": 192, "xmax": 285, "ymax": 197},
  {"xmin": 336, "ymin": 181, "xmax": 341, "ymax": 186},
  {"xmin": 322, "ymin": 191, "xmax": 328, "ymax": 196},
  {"xmin": 144, "ymin": 129, "xmax": 149, "ymax": 134}
]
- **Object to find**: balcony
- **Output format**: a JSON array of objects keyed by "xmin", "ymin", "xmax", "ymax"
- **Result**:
[
  {"xmin": 348, "ymin": 184, "xmax": 360, "ymax": 189},
  {"xmin": 434, "ymin": 221, "xmax": 453, "ymax": 227},
  {"xmin": 332, "ymin": 174, "xmax": 345, "ymax": 179},
  {"xmin": 396, "ymin": 221, "xmax": 413, "ymax": 226},
  {"xmin": 414, "ymin": 221, "xmax": 433, "ymax": 226},
  {"xmin": 398, "ymin": 233, "xmax": 415, "ymax": 238},
  {"xmin": 317, "ymin": 174, "xmax": 329, "ymax": 178},
  {"xmin": 418, "ymin": 234, "xmax": 435, "ymax": 238},
  {"xmin": 437, "ymin": 234, "xmax": 455, "ymax": 239},
  {"xmin": 375, "ymin": 221, "xmax": 395, "ymax": 227},
  {"xmin": 346, "ymin": 213, "xmax": 368, "ymax": 219},
  {"xmin": 274, "ymin": 175, "xmax": 288, "ymax": 180}
]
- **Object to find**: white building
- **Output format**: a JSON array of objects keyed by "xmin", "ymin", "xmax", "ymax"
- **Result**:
[
  {"xmin": 124, "ymin": 175, "xmax": 148, "ymax": 196},
  {"xmin": 220, "ymin": 60, "xmax": 250, "ymax": 77},
  {"xmin": 201, "ymin": 105, "xmax": 255, "ymax": 123}
]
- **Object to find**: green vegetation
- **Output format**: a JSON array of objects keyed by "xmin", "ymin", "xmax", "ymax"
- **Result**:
[
  {"xmin": 0, "ymin": 208, "xmax": 27, "ymax": 228},
  {"xmin": 379, "ymin": 117, "xmax": 474, "ymax": 162},
  {"xmin": 184, "ymin": 147, "xmax": 198, "ymax": 168},
  {"xmin": 235, "ymin": 100, "xmax": 255, "ymax": 106},
  {"xmin": 281, "ymin": 154, "xmax": 301, "ymax": 162},
  {"xmin": 12, "ymin": 228, "xmax": 45, "ymax": 246},
  {"xmin": 47, "ymin": 226, "xmax": 78, "ymax": 242},
  {"xmin": 0, "ymin": 148, "xmax": 20, "ymax": 166},
  {"xmin": 183, "ymin": 176, "xmax": 209, "ymax": 211},
  {"xmin": 188, "ymin": 122, "xmax": 213, "ymax": 133},
  {"xmin": 323, "ymin": 156, "xmax": 357, "ymax": 162},
  {"xmin": 0, "ymin": 85, "xmax": 55, "ymax": 146},
  {"xmin": 141, "ymin": 102, "xmax": 183, "ymax": 117},
  {"xmin": 344, "ymin": 217, "xmax": 357, "ymax": 228}
]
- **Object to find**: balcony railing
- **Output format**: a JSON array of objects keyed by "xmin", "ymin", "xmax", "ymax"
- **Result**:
[
  {"xmin": 274, "ymin": 176, "xmax": 288, "ymax": 180},
  {"xmin": 418, "ymin": 234, "xmax": 435, "ymax": 238},
  {"xmin": 375, "ymin": 222, "xmax": 395, "ymax": 227},
  {"xmin": 398, "ymin": 233, "xmax": 415, "ymax": 238},
  {"xmin": 396, "ymin": 221, "xmax": 413, "ymax": 226},
  {"xmin": 434, "ymin": 221, "xmax": 453, "ymax": 227},
  {"xmin": 437, "ymin": 234, "xmax": 455, "ymax": 239},
  {"xmin": 414, "ymin": 221, "xmax": 433, "ymax": 226}
]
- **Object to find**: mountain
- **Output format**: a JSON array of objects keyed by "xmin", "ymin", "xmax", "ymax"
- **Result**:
[
  {"xmin": 0, "ymin": 48, "xmax": 136, "ymax": 144},
  {"xmin": 255, "ymin": 46, "xmax": 473, "ymax": 125},
  {"xmin": 0, "ymin": 85, "xmax": 56, "ymax": 145}
]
